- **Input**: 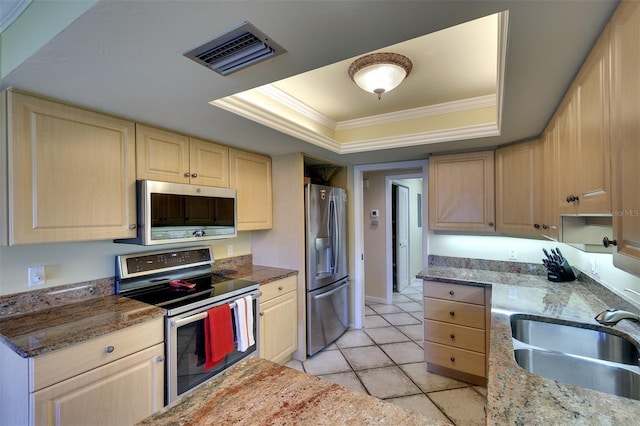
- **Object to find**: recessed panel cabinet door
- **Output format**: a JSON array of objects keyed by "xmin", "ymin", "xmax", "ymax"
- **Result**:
[
  {"xmin": 8, "ymin": 92, "xmax": 136, "ymax": 244},
  {"xmin": 428, "ymin": 151, "xmax": 495, "ymax": 232},
  {"xmin": 610, "ymin": 0, "xmax": 640, "ymax": 275},
  {"xmin": 229, "ymin": 148, "xmax": 272, "ymax": 230}
]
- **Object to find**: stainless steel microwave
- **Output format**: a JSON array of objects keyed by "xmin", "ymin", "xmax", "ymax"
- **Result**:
[{"xmin": 115, "ymin": 180, "xmax": 237, "ymax": 245}]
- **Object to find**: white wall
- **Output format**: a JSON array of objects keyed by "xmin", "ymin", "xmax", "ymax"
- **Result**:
[
  {"xmin": 428, "ymin": 232, "xmax": 640, "ymax": 303},
  {"xmin": 0, "ymin": 233, "xmax": 252, "ymax": 295}
]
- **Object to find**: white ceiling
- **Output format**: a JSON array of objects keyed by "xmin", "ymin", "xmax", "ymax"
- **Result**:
[{"xmin": 0, "ymin": 0, "xmax": 619, "ymax": 166}]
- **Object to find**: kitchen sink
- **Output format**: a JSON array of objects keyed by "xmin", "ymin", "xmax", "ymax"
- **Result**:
[
  {"xmin": 510, "ymin": 315, "xmax": 640, "ymax": 365},
  {"xmin": 510, "ymin": 314, "xmax": 640, "ymax": 400},
  {"xmin": 514, "ymin": 348, "xmax": 640, "ymax": 401}
]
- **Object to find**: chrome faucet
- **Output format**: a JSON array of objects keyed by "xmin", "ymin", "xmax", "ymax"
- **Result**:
[{"xmin": 595, "ymin": 308, "xmax": 640, "ymax": 326}]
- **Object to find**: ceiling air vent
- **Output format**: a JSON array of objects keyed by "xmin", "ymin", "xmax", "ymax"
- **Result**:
[{"xmin": 184, "ymin": 21, "xmax": 286, "ymax": 76}]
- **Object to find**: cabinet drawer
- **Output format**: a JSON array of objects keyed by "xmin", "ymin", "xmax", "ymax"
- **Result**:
[
  {"xmin": 423, "ymin": 281, "xmax": 485, "ymax": 305},
  {"xmin": 261, "ymin": 276, "xmax": 297, "ymax": 302},
  {"xmin": 32, "ymin": 317, "xmax": 164, "ymax": 392},
  {"xmin": 424, "ymin": 319, "xmax": 485, "ymax": 353},
  {"xmin": 424, "ymin": 341, "xmax": 486, "ymax": 377},
  {"xmin": 424, "ymin": 298, "xmax": 485, "ymax": 329}
]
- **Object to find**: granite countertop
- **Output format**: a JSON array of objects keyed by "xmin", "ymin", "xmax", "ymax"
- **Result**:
[
  {"xmin": 137, "ymin": 357, "xmax": 448, "ymax": 426},
  {"xmin": 419, "ymin": 264, "xmax": 640, "ymax": 424},
  {"xmin": 0, "ymin": 263, "xmax": 296, "ymax": 359},
  {"xmin": 0, "ymin": 296, "xmax": 164, "ymax": 358}
]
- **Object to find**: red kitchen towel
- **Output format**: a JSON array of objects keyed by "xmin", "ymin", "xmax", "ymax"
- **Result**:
[{"xmin": 204, "ymin": 304, "xmax": 234, "ymax": 370}]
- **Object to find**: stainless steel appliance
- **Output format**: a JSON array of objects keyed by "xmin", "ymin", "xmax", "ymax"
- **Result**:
[
  {"xmin": 116, "ymin": 246, "xmax": 260, "ymax": 403},
  {"xmin": 115, "ymin": 180, "xmax": 237, "ymax": 245},
  {"xmin": 305, "ymin": 183, "xmax": 349, "ymax": 356}
]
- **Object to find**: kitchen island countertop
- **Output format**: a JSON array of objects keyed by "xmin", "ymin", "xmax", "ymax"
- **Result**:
[
  {"xmin": 136, "ymin": 356, "xmax": 449, "ymax": 426},
  {"xmin": 418, "ymin": 263, "xmax": 640, "ymax": 424}
]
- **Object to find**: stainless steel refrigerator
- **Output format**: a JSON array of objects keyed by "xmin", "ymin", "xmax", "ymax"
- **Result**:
[{"xmin": 305, "ymin": 183, "xmax": 350, "ymax": 356}]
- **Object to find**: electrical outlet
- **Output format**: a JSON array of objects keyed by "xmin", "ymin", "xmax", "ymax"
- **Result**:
[
  {"xmin": 227, "ymin": 244, "xmax": 233, "ymax": 256},
  {"xmin": 28, "ymin": 266, "xmax": 45, "ymax": 286},
  {"xmin": 508, "ymin": 248, "xmax": 518, "ymax": 260}
]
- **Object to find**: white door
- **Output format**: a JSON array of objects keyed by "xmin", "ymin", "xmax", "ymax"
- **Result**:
[{"xmin": 395, "ymin": 185, "xmax": 410, "ymax": 292}]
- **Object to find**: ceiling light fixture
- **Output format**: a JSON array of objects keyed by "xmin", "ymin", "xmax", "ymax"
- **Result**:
[{"xmin": 348, "ymin": 52, "xmax": 413, "ymax": 100}]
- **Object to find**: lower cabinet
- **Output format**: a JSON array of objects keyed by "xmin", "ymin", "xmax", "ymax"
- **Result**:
[
  {"xmin": 259, "ymin": 275, "xmax": 298, "ymax": 364},
  {"xmin": 0, "ymin": 317, "xmax": 164, "ymax": 426},
  {"xmin": 423, "ymin": 281, "xmax": 491, "ymax": 386}
]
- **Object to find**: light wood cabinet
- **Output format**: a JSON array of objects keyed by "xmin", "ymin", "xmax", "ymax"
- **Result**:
[
  {"xmin": 136, "ymin": 124, "xmax": 229, "ymax": 187},
  {"xmin": 541, "ymin": 123, "xmax": 560, "ymax": 240},
  {"xmin": 229, "ymin": 148, "xmax": 273, "ymax": 230},
  {"xmin": 495, "ymin": 139, "xmax": 542, "ymax": 236},
  {"xmin": 609, "ymin": 0, "xmax": 640, "ymax": 275},
  {"xmin": 259, "ymin": 276, "xmax": 298, "ymax": 364},
  {"xmin": 423, "ymin": 281, "xmax": 491, "ymax": 386},
  {"xmin": 428, "ymin": 151, "xmax": 495, "ymax": 232},
  {"xmin": 0, "ymin": 317, "xmax": 164, "ymax": 426},
  {"xmin": 3, "ymin": 91, "xmax": 137, "ymax": 245},
  {"xmin": 557, "ymin": 27, "xmax": 611, "ymax": 216}
]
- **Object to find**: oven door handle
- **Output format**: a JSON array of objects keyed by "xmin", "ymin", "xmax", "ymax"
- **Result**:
[{"xmin": 170, "ymin": 290, "xmax": 261, "ymax": 328}]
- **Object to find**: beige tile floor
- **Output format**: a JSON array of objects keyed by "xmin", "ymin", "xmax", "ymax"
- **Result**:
[{"xmin": 286, "ymin": 280, "xmax": 487, "ymax": 425}]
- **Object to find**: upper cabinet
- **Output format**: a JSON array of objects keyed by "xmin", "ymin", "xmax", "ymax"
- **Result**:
[
  {"xmin": 429, "ymin": 151, "xmax": 495, "ymax": 233},
  {"xmin": 2, "ymin": 91, "xmax": 137, "ymax": 245},
  {"xmin": 558, "ymin": 27, "xmax": 611, "ymax": 215},
  {"xmin": 495, "ymin": 139, "xmax": 541, "ymax": 236},
  {"xmin": 229, "ymin": 148, "xmax": 273, "ymax": 231},
  {"xmin": 609, "ymin": 0, "xmax": 640, "ymax": 275},
  {"xmin": 136, "ymin": 124, "xmax": 229, "ymax": 187},
  {"xmin": 541, "ymin": 122, "xmax": 560, "ymax": 240}
]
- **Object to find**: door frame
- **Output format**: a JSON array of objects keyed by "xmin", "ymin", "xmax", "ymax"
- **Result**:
[{"xmin": 352, "ymin": 160, "xmax": 428, "ymax": 329}]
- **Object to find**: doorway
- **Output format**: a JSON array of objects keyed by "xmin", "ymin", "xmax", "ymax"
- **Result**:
[{"xmin": 354, "ymin": 161, "xmax": 427, "ymax": 328}]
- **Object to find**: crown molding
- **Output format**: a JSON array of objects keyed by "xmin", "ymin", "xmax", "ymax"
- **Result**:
[{"xmin": 212, "ymin": 96, "xmax": 499, "ymax": 154}]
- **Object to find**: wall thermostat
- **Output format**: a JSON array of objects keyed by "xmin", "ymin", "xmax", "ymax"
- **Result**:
[{"xmin": 370, "ymin": 209, "xmax": 379, "ymax": 218}]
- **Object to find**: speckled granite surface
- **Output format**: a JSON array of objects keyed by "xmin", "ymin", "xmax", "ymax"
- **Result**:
[
  {"xmin": 0, "ymin": 296, "xmax": 165, "ymax": 357},
  {"xmin": 137, "ymin": 357, "xmax": 449, "ymax": 426},
  {"xmin": 419, "ymin": 260, "xmax": 640, "ymax": 424}
]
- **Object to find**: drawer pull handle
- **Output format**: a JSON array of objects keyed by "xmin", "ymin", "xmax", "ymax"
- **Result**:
[
  {"xmin": 450, "ymin": 334, "xmax": 455, "ymax": 339},
  {"xmin": 449, "ymin": 311, "xmax": 455, "ymax": 316},
  {"xmin": 105, "ymin": 346, "xmax": 115, "ymax": 354},
  {"xmin": 278, "ymin": 286, "xmax": 283, "ymax": 291},
  {"xmin": 449, "ymin": 290, "xmax": 455, "ymax": 296},
  {"xmin": 450, "ymin": 356, "xmax": 455, "ymax": 362}
]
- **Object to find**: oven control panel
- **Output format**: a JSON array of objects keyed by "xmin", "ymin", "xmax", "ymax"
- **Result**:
[{"xmin": 116, "ymin": 246, "xmax": 213, "ymax": 279}]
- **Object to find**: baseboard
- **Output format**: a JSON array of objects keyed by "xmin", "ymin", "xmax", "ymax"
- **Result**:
[{"xmin": 365, "ymin": 295, "xmax": 387, "ymax": 304}]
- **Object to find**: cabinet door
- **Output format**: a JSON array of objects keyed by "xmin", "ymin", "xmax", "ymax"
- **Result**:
[
  {"xmin": 428, "ymin": 151, "xmax": 495, "ymax": 232},
  {"xmin": 541, "ymin": 124, "xmax": 559, "ymax": 240},
  {"xmin": 136, "ymin": 124, "xmax": 190, "ymax": 184},
  {"xmin": 32, "ymin": 344, "xmax": 164, "ymax": 426},
  {"xmin": 8, "ymin": 92, "xmax": 136, "ymax": 244},
  {"xmin": 556, "ymin": 95, "xmax": 578, "ymax": 215},
  {"xmin": 610, "ymin": 0, "xmax": 640, "ymax": 275},
  {"xmin": 189, "ymin": 138, "xmax": 229, "ymax": 187},
  {"xmin": 259, "ymin": 290, "xmax": 297, "ymax": 364},
  {"xmin": 573, "ymin": 28, "xmax": 611, "ymax": 215},
  {"xmin": 229, "ymin": 149, "xmax": 273, "ymax": 230},
  {"xmin": 495, "ymin": 140, "xmax": 541, "ymax": 235}
]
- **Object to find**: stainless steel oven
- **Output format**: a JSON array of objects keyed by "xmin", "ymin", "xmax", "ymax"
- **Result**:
[{"xmin": 116, "ymin": 246, "xmax": 260, "ymax": 404}]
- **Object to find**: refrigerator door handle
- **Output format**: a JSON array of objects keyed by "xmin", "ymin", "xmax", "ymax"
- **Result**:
[
  {"xmin": 311, "ymin": 280, "xmax": 350, "ymax": 300},
  {"xmin": 329, "ymin": 198, "xmax": 338, "ymax": 274}
]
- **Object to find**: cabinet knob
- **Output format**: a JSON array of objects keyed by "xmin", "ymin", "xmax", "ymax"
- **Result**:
[
  {"xmin": 278, "ymin": 286, "xmax": 283, "ymax": 291},
  {"xmin": 542, "ymin": 224, "xmax": 549, "ymax": 230},
  {"xmin": 449, "ymin": 290, "xmax": 455, "ymax": 296},
  {"xmin": 449, "ymin": 356, "xmax": 456, "ymax": 362},
  {"xmin": 488, "ymin": 222, "xmax": 494, "ymax": 227},
  {"xmin": 105, "ymin": 346, "xmax": 115, "ymax": 353},
  {"xmin": 566, "ymin": 194, "xmax": 579, "ymax": 203},
  {"xmin": 259, "ymin": 312, "xmax": 264, "ymax": 316},
  {"xmin": 191, "ymin": 173, "xmax": 198, "ymax": 178},
  {"xmin": 449, "ymin": 334, "xmax": 455, "ymax": 340},
  {"xmin": 184, "ymin": 172, "xmax": 191, "ymax": 178},
  {"xmin": 129, "ymin": 224, "xmax": 137, "ymax": 229},
  {"xmin": 533, "ymin": 223, "xmax": 540, "ymax": 229},
  {"xmin": 603, "ymin": 236, "xmax": 618, "ymax": 247},
  {"xmin": 156, "ymin": 355, "xmax": 165, "ymax": 362},
  {"xmin": 449, "ymin": 311, "xmax": 455, "ymax": 317}
]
